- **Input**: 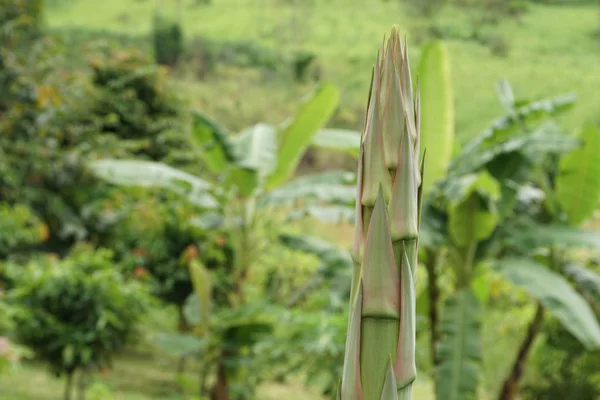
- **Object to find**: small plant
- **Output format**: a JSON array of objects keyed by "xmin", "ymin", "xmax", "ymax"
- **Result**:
[
  {"xmin": 522, "ymin": 320, "xmax": 600, "ymax": 400},
  {"xmin": 292, "ymin": 51, "xmax": 318, "ymax": 82},
  {"xmin": 401, "ymin": 0, "xmax": 447, "ymax": 18},
  {"xmin": 339, "ymin": 26, "xmax": 423, "ymax": 400},
  {"xmin": 0, "ymin": 203, "xmax": 46, "ymax": 260},
  {"xmin": 7, "ymin": 244, "xmax": 149, "ymax": 400},
  {"xmin": 90, "ymin": 84, "xmax": 346, "ymax": 399},
  {"xmin": 152, "ymin": 13, "xmax": 184, "ymax": 67}
]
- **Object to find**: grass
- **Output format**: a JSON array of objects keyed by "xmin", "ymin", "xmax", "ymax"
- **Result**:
[
  {"xmin": 0, "ymin": 357, "xmax": 434, "ymax": 400},
  {"xmin": 45, "ymin": 0, "xmax": 600, "ymax": 140}
]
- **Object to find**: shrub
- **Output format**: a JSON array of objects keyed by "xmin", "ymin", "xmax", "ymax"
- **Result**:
[
  {"xmin": 522, "ymin": 320, "xmax": 600, "ymax": 400},
  {"xmin": 7, "ymin": 244, "xmax": 149, "ymax": 399},
  {"xmin": 0, "ymin": 34, "xmax": 194, "ymax": 255},
  {"xmin": 402, "ymin": 0, "xmax": 448, "ymax": 17},
  {"xmin": 292, "ymin": 51, "xmax": 319, "ymax": 82},
  {"xmin": 0, "ymin": 0, "xmax": 44, "ymax": 47},
  {"xmin": 87, "ymin": 45, "xmax": 193, "ymax": 164},
  {"xmin": 152, "ymin": 13, "xmax": 184, "ymax": 67},
  {"xmin": 0, "ymin": 203, "xmax": 46, "ymax": 260},
  {"xmin": 105, "ymin": 197, "xmax": 235, "ymax": 319}
]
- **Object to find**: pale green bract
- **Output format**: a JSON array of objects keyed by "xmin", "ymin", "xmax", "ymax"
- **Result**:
[{"xmin": 339, "ymin": 26, "xmax": 423, "ymax": 400}]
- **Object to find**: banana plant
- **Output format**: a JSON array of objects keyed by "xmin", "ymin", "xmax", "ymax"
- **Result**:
[
  {"xmin": 416, "ymin": 82, "xmax": 582, "ymax": 400},
  {"xmin": 90, "ymin": 83, "xmax": 351, "ymax": 399},
  {"xmin": 492, "ymin": 121, "xmax": 600, "ymax": 400}
]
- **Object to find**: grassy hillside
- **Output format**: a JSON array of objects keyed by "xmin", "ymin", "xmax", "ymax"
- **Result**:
[{"xmin": 45, "ymin": 0, "xmax": 600, "ymax": 141}]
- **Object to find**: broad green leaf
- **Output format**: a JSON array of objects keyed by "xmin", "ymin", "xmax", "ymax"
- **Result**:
[
  {"xmin": 484, "ymin": 151, "xmax": 530, "ymax": 218},
  {"xmin": 229, "ymin": 167, "xmax": 259, "ymax": 197},
  {"xmin": 496, "ymin": 257, "xmax": 600, "ymax": 350},
  {"xmin": 564, "ymin": 263, "xmax": 600, "ymax": 311},
  {"xmin": 496, "ymin": 79, "xmax": 515, "ymax": 112},
  {"xmin": 261, "ymin": 170, "xmax": 356, "ymax": 206},
  {"xmin": 267, "ymin": 83, "xmax": 340, "ymax": 189},
  {"xmin": 152, "ymin": 332, "xmax": 204, "ymax": 357},
  {"xmin": 190, "ymin": 212, "xmax": 224, "ymax": 230},
  {"xmin": 232, "ymin": 123, "xmax": 278, "ymax": 174},
  {"xmin": 417, "ymin": 40, "xmax": 454, "ymax": 194},
  {"xmin": 471, "ymin": 270, "xmax": 490, "ymax": 304},
  {"xmin": 311, "ymin": 129, "xmax": 361, "ymax": 157},
  {"xmin": 435, "ymin": 289, "xmax": 482, "ymax": 400},
  {"xmin": 449, "ymin": 90, "xmax": 577, "ymax": 177},
  {"xmin": 447, "ymin": 172, "xmax": 501, "ymax": 246},
  {"xmin": 188, "ymin": 260, "xmax": 212, "ymax": 331},
  {"xmin": 191, "ymin": 111, "xmax": 236, "ymax": 173},
  {"xmin": 505, "ymin": 223, "xmax": 600, "ymax": 251},
  {"xmin": 285, "ymin": 205, "xmax": 355, "ymax": 224},
  {"xmin": 450, "ymin": 122, "xmax": 579, "ymax": 176},
  {"xmin": 90, "ymin": 159, "xmax": 218, "ymax": 208},
  {"xmin": 226, "ymin": 123, "xmax": 278, "ymax": 195},
  {"xmin": 556, "ymin": 122, "xmax": 600, "ymax": 226},
  {"xmin": 215, "ymin": 302, "xmax": 275, "ymax": 347},
  {"xmin": 419, "ymin": 201, "xmax": 449, "ymax": 248},
  {"xmin": 278, "ymin": 233, "xmax": 352, "ymax": 275},
  {"xmin": 183, "ymin": 294, "xmax": 203, "ymax": 327}
]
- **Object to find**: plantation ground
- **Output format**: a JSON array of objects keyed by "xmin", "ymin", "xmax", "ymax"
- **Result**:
[{"xmin": 0, "ymin": 358, "xmax": 434, "ymax": 400}]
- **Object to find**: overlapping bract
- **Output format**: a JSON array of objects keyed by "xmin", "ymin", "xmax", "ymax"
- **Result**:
[{"xmin": 341, "ymin": 26, "xmax": 422, "ymax": 400}]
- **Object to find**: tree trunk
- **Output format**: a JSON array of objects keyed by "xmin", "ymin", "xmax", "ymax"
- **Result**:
[
  {"xmin": 210, "ymin": 352, "xmax": 229, "ymax": 400},
  {"xmin": 497, "ymin": 303, "xmax": 544, "ymax": 400},
  {"xmin": 64, "ymin": 372, "xmax": 74, "ymax": 400},
  {"xmin": 177, "ymin": 304, "xmax": 189, "ymax": 377},
  {"xmin": 77, "ymin": 369, "xmax": 87, "ymax": 400},
  {"xmin": 425, "ymin": 249, "xmax": 441, "ymax": 367}
]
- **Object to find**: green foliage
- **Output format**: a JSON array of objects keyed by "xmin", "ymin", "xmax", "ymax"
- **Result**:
[
  {"xmin": 87, "ymin": 46, "xmax": 192, "ymax": 164},
  {"xmin": 504, "ymin": 222, "xmax": 600, "ymax": 252},
  {"xmin": 446, "ymin": 171, "xmax": 501, "ymax": 247},
  {"xmin": 7, "ymin": 244, "xmax": 149, "ymax": 378},
  {"xmin": 152, "ymin": 13, "xmax": 184, "ymax": 66},
  {"xmin": 181, "ymin": 299, "xmax": 279, "ymax": 399},
  {"xmin": 310, "ymin": 129, "xmax": 361, "ymax": 158},
  {"xmin": 555, "ymin": 122, "xmax": 600, "ymax": 226},
  {"xmin": 448, "ymin": 93, "xmax": 577, "ymax": 176},
  {"xmin": 0, "ymin": 31, "xmax": 193, "ymax": 258},
  {"xmin": 523, "ymin": 320, "xmax": 600, "ymax": 400},
  {"xmin": 417, "ymin": 40, "xmax": 455, "ymax": 194},
  {"xmin": 266, "ymin": 83, "xmax": 340, "ymax": 189},
  {"xmin": 292, "ymin": 51, "xmax": 318, "ymax": 82},
  {"xmin": 262, "ymin": 170, "xmax": 356, "ymax": 208},
  {"xmin": 565, "ymin": 262, "xmax": 600, "ymax": 314},
  {"xmin": 0, "ymin": 0, "xmax": 44, "ymax": 47},
  {"xmin": 402, "ymin": 0, "xmax": 448, "ymax": 17},
  {"xmin": 435, "ymin": 289, "xmax": 482, "ymax": 400},
  {"xmin": 496, "ymin": 258, "xmax": 600, "ymax": 350},
  {"xmin": 436, "ymin": 289, "xmax": 482, "ymax": 399},
  {"xmin": 90, "ymin": 84, "xmax": 342, "ymax": 399},
  {"xmin": 0, "ymin": 299, "xmax": 30, "ymax": 374},
  {"xmin": 91, "ymin": 159, "xmax": 218, "ymax": 208},
  {"xmin": 0, "ymin": 203, "xmax": 46, "ymax": 259},
  {"xmin": 105, "ymin": 197, "xmax": 233, "ymax": 308},
  {"xmin": 91, "ymin": 82, "xmax": 341, "ymax": 205},
  {"xmin": 417, "ymin": 84, "xmax": 592, "ymax": 399}
]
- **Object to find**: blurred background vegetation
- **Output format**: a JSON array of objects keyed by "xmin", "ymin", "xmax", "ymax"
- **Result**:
[{"xmin": 1, "ymin": 0, "xmax": 600, "ymax": 399}]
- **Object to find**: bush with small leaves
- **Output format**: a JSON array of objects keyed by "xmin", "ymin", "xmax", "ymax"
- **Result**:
[
  {"xmin": 522, "ymin": 320, "xmax": 600, "ymax": 400},
  {"xmin": 152, "ymin": 13, "xmax": 184, "ymax": 67},
  {"xmin": 0, "ymin": 203, "xmax": 46, "ymax": 260},
  {"xmin": 105, "ymin": 197, "xmax": 235, "ymax": 325},
  {"xmin": 7, "ymin": 244, "xmax": 150, "ymax": 400}
]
